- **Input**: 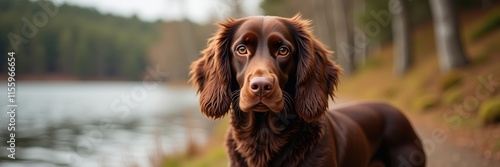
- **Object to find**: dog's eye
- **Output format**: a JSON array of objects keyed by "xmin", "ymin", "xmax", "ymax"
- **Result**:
[
  {"xmin": 278, "ymin": 46, "xmax": 289, "ymax": 56},
  {"xmin": 236, "ymin": 45, "xmax": 247, "ymax": 54}
]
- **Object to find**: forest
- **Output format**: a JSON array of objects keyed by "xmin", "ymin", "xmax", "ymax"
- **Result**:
[{"xmin": 0, "ymin": 0, "xmax": 160, "ymax": 80}]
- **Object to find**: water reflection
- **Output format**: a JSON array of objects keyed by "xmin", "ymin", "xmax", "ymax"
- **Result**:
[{"xmin": 0, "ymin": 82, "xmax": 211, "ymax": 167}]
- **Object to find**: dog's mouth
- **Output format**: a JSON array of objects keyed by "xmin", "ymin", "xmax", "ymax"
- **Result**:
[
  {"xmin": 233, "ymin": 90, "xmax": 293, "ymax": 113},
  {"xmin": 252, "ymin": 102, "xmax": 271, "ymax": 112}
]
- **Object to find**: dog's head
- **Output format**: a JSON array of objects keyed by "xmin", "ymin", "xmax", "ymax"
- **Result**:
[{"xmin": 190, "ymin": 15, "xmax": 342, "ymax": 122}]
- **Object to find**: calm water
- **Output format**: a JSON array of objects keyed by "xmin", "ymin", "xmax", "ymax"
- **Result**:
[{"xmin": 0, "ymin": 81, "xmax": 211, "ymax": 167}]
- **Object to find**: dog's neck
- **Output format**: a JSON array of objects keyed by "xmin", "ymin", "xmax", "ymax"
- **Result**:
[{"xmin": 229, "ymin": 92, "xmax": 325, "ymax": 166}]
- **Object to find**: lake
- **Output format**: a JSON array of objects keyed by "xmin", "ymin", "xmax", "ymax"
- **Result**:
[{"xmin": 0, "ymin": 81, "xmax": 212, "ymax": 167}]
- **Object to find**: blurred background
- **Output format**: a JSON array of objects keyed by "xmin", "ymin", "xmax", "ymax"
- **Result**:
[{"xmin": 0, "ymin": 0, "xmax": 499, "ymax": 166}]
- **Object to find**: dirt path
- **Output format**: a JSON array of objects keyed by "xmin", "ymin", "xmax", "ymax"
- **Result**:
[
  {"xmin": 413, "ymin": 124, "xmax": 498, "ymax": 167},
  {"xmin": 408, "ymin": 110, "xmax": 500, "ymax": 167}
]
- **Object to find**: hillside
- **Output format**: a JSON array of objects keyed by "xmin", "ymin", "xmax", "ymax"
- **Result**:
[{"xmin": 338, "ymin": 4, "xmax": 500, "ymax": 163}]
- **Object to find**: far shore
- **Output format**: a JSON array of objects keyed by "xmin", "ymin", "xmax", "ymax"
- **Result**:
[{"xmin": 0, "ymin": 74, "xmax": 192, "ymax": 87}]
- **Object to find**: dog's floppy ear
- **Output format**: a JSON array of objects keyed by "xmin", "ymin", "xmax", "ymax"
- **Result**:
[
  {"xmin": 189, "ymin": 19, "xmax": 241, "ymax": 119},
  {"xmin": 283, "ymin": 14, "xmax": 342, "ymax": 122}
]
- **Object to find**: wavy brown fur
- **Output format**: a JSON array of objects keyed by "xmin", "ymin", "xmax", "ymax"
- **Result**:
[
  {"xmin": 189, "ymin": 19, "xmax": 241, "ymax": 119},
  {"xmin": 227, "ymin": 90, "xmax": 328, "ymax": 166},
  {"xmin": 280, "ymin": 16, "xmax": 342, "ymax": 122}
]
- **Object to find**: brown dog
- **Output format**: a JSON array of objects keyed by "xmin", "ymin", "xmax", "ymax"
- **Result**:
[{"xmin": 190, "ymin": 15, "xmax": 426, "ymax": 167}]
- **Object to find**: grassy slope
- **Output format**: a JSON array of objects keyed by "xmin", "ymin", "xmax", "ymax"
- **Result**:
[
  {"xmin": 340, "ymin": 5, "xmax": 500, "ymax": 113},
  {"xmin": 338, "ymin": 4, "xmax": 500, "ymax": 160},
  {"xmin": 159, "ymin": 5, "xmax": 500, "ymax": 166}
]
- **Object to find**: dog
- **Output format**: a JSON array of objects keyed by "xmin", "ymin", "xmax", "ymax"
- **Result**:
[{"xmin": 190, "ymin": 15, "xmax": 426, "ymax": 167}]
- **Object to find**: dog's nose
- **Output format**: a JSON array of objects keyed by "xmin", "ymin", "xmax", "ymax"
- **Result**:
[{"xmin": 249, "ymin": 77, "xmax": 273, "ymax": 97}]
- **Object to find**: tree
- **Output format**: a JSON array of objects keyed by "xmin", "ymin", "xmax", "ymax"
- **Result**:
[
  {"xmin": 331, "ymin": 0, "xmax": 356, "ymax": 75},
  {"xmin": 231, "ymin": 0, "xmax": 244, "ymax": 18},
  {"xmin": 429, "ymin": 0, "xmax": 468, "ymax": 72},
  {"xmin": 31, "ymin": 43, "xmax": 47, "ymax": 74},
  {"xmin": 73, "ymin": 33, "xmax": 91, "ymax": 77},
  {"xmin": 57, "ymin": 28, "xmax": 73, "ymax": 74},
  {"xmin": 391, "ymin": 0, "xmax": 412, "ymax": 75},
  {"xmin": 311, "ymin": 0, "xmax": 332, "ymax": 48},
  {"xmin": 179, "ymin": 0, "xmax": 200, "ymax": 79}
]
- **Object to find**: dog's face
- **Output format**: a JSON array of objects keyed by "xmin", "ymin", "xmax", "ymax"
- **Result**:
[
  {"xmin": 190, "ymin": 15, "xmax": 341, "ymax": 122},
  {"xmin": 231, "ymin": 17, "xmax": 296, "ymax": 113}
]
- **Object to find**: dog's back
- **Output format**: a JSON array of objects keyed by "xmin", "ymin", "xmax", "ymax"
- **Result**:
[{"xmin": 327, "ymin": 102, "xmax": 426, "ymax": 167}]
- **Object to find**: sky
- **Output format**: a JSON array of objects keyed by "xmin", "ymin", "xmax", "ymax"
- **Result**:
[{"xmin": 60, "ymin": 0, "xmax": 263, "ymax": 24}]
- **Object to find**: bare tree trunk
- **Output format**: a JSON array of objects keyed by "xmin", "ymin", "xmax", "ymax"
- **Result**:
[
  {"xmin": 311, "ymin": 0, "xmax": 332, "ymax": 48},
  {"xmin": 322, "ymin": 0, "xmax": 338, "ymax": 53},
  {"xmin": 231, "ymin": 0, "xmax": 243, "ymax": 18},
  {"xmin": 332, "ymin": 0, "xmax": 355, "ymax": 75},
  {"xmin": 179, "ymin": 0, "xmax": 198, "ymax": 79},
  {"xmin": 392, "ymin": 0, "xmax": 412, "ymax": 75},
  {"xmin": 429, "ymin": 0, "xmax": 469, "ymax": 72},
  {"xmin": 353, "ymin": 0, "xmax": 367, "ymax": 67}
]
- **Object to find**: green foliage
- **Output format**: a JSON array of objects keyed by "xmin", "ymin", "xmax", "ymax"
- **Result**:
[
  {"xmin": 162, "ymin": 155, "xmax": 182, "ymax": 167},
  {"xmin": 495, "ymin": 138, "xmax": 500, "ymax": 151},
  {"xmin": 0, "ymin": 0, "xmax": 160, "ymax": 80},
  {"xmin": 439, "ymin": 71, "xmax": 462, "ymax": 91},
  {"xmin": 443, "ymin": 88, "xmax": 464, "ymax": 105},
  {"xmin": 472, "ymin": 12, "xmax": 500, "ymax": 41},
  {"xmin": 358, "ymin": 0, "xmax": 391, "ymax": 42},
  {"xmin": 160, "ymin": 146, "xmax": 227, "ymax": 167},
  {"xmin": 383, "ymin": 87, "xmax": 398, "ymax": 99},
  {"xmin": 156, "ymin": 120, "xmax": 229, "ymax": 167},
  {"xmin": 358, "ymin": 0, "xmax": 431, "ymax": 43},
  {"xmin": 413, "ymin": 95, "xmax": 439, "ymax": 111},
  {"xmin": 260, "ymin": 0, "xmax": 307, "ymax": 17},
  {"xmin": 360, "ymin": 56, "xmax": 382, "ymax": 72},
  {"xmin": 472, "ymin": 53, "xmax": 490, "ymax": 65},
  {"xmin": 478, "ymin": 98, "xmax": 500, "ymax": 125}
]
